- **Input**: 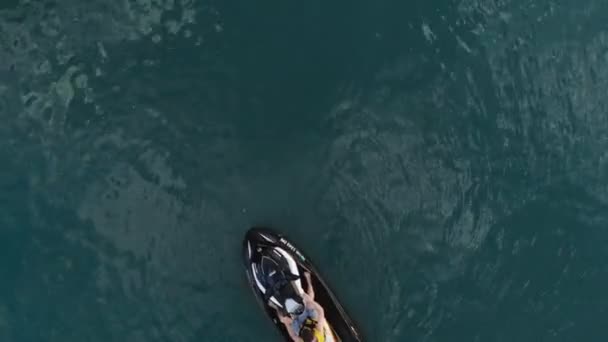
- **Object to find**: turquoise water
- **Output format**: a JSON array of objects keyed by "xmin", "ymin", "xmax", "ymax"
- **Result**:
[{"xmin": 2, "ymin": 0, "xmax": 608, "ymax": 341}]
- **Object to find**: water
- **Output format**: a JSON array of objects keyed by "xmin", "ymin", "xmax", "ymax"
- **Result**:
[{"xmin": 1, "ymin": 0, "xmax": 608, "ymax": 341}]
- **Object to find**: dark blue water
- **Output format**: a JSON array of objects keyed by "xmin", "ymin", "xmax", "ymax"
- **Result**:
[{"xmin": 2, "ymin": 0, "xmax": 608, "ymax": 341}]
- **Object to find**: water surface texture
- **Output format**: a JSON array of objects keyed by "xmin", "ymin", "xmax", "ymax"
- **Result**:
[{"xmin": 1, "ymin": 0, "xmax": 608, "ymax": 341}]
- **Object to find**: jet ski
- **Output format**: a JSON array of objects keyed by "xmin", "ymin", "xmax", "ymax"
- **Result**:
[{"xmin": 243, "ymin": 227, "xmax": 363, "ymax": 342}]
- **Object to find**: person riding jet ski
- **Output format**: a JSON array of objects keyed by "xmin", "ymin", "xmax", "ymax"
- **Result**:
[{"xmin": 274, "ymin": 272, "xmax": 327, "ymax": 342}]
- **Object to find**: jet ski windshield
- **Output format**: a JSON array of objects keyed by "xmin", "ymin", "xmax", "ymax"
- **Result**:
[{"xmin": 256, "ymin": 249, "xmax": 302, "ymax": 307}]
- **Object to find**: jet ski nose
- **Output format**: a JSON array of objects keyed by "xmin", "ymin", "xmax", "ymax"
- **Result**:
[
  {"xmin": 244, "ymin": 227, "xmax": 280, "ymax": 259},
  {"xmin": 246, "ymin": 227, "xmax": 279, "ymax": 244},
  {"xmin": 247, "ymin": 226, "xmax": 276, "ymax": 237}
]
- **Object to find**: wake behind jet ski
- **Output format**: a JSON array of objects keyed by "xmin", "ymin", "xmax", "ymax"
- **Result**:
[{"xmin": 243, "ymin": 227, "xmax": 362, "ymax": 341}]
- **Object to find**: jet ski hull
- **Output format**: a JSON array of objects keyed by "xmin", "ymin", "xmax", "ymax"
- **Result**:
[{"xmin": 243, "ymin": 227, "xmax": 363, "ymax": 341}]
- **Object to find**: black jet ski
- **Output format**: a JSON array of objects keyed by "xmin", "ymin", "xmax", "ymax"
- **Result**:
[{"xmin": 243, "ymin": 227, "xmax": 363, "ymax": 342}]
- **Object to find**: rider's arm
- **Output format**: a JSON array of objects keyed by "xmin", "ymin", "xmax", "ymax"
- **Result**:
[
  {"xmin": 311, "ymin": 301, "xmax": 325, "ymax": 324},
  {"xmin": 301, "ymin": 293, "xmax": 326, "ymax": 324},
  {"xmin": 285, "ymin": 326, "xmax": 303, "ymax": 342},
  {"xmin": 304, "ymin": 272, "xmax": 315, "ymax": 300},
  {"xmin": 276, "ymin": 310, "xmax": 303, "ymax": 342}
]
